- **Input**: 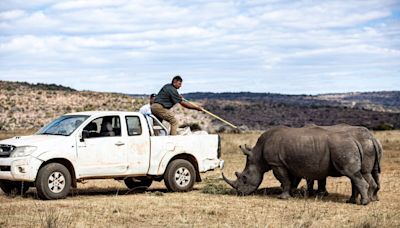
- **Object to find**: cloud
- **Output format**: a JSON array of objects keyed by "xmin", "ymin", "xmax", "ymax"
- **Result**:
[
  {"xmin": 0, "ymin": 9, "xmax": 26, "ymax": 20},
  {"xmin": 0, "ymin": 0, "xmax": 399, "ymax": 94},
  {"xmin": 51, "ymin": 0, "xmax": 124, "ymax": 11}
]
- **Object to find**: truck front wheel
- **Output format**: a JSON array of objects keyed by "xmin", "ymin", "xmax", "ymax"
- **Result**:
[
  {"xmin": 164, "ymin": 159, "xmax": 196, "ymax": 192},
  {"xmin": 35, "ymin": 163, "xmax": 71, "ymax": 200},
  {"xmin": 0, "ymin": 180, "xmax": 30, "ymax": 196}
]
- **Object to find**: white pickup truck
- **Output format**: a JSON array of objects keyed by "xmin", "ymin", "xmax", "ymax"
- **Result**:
[{"xmin": 0, "ymin": 111, "xmax": 223, "ymax": 200}]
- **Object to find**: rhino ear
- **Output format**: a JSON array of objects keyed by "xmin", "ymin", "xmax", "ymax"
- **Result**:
[
  {"xmin": 240, "ymin": 145, "xmax": 252, "ymax": 156},
  {"xmin": 245, "ymin": 144, "xmax": 253, "ymax": 151},
  {"xmin": 235, "ymin": 171, "xmax": 241, "ymax": 178}
]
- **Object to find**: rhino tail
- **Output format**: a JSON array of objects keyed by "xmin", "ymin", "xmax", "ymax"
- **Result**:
[{"xmin": 372, "ymin": 138, "xmax": 382, "ymax": 173}]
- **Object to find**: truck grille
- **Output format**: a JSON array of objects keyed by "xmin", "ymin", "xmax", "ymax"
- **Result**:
[
  {"xmin": 0, "ymin": 166, "xmax": 10, "ymax": 171},
  {"xmin": 0, "ymin": 144, "xmax": 16, "ymax": 158}
]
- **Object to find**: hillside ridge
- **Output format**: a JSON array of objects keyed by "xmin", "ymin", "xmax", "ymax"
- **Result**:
[{"xmin": 1, "ymin": 80, "xmax": 399, "ymax": 132}]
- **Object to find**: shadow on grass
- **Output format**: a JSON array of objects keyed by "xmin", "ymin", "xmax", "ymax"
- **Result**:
[
  {"xmin": 70, "ymin": 187, "xmax": 170, "ymax": 197},
  {"xmin": 9, "ymin": 184, "xmax": 351, "ymax": 204},
  {"xmin": 201, "ymin": 181, "xmax": 354, "ymax": 204},
  {"xmin": 19, "ymin": 186, "xmax": 200, "ymax": 199},
  {"xmin": 253, "ymin": 187, "xmax": 352, "ymax": 204}
]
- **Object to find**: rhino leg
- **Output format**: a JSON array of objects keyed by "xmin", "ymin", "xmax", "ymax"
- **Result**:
[
  {"xmin": 289, "ymin": 175, "xmax": 301, "ymax": 191},
  {"xmin": 372, "ymin": 171, "xmax": 380, "ymax": 201},
  {"xmin": 306, "ymin": 179, "xmax": 316, "ymax": 196},
  {"xmin": 363, "ymin": 173, "xmax": 378, "ymax": 201},
  {"xmin": 272, "ymin": 167, "xmax": 292, "ymax": 199},
  {"xmin": 305, "ymin": 179, "xmax": 328, "ymax": 197},
  {"xmin": 316, "ymin": 179, "xmax": 329, "ymax": 196},
  {"xmin": 347, "ymin": 172, "xmax": 370, "ymax": 205},
  {"xmin": 349, "ymin": 173, "xmax": 378, "ymax": 202},
  {"xmin": 347, "ymin": 180, "xmax": 358, "ymax": 204}
]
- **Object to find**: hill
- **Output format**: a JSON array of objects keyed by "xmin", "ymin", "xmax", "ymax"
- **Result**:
[
  {"xmin": 1, "ymin": 80, "xmax": 399, "ymax": 132},
  {"xmin": 0, "ymin": 81, "xmax": 141, "ymax": 131},
  {"xmin": 185, "ymin": 91, "xmax": 400, "ymax": 112},
  {"xmin": 0, "ymin": 81, "xmax": 211, "ymax": 132},
  {"xmin": 183, "ymin": 91, "xmax": 400, "ymax": 131}
]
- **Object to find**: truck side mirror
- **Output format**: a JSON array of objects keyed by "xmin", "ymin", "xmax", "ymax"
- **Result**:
[{"xmin": 81, "ymin": 130, "xmax": 89, "ymax": 142}]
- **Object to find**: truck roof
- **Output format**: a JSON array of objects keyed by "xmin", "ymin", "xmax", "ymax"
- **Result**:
[{"xmin": 64, "ymin": 111, "xmax": 143, "ymax": 116}]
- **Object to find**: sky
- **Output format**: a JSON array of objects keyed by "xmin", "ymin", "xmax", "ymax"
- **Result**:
[{"xmin": 0, "ymin": 0, "xmax": 399, "ymax": 95}]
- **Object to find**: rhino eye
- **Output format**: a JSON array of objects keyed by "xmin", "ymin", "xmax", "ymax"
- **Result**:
[{"xmin": 242, "ymin": 175, "xmax": 247, "ymax": 184}]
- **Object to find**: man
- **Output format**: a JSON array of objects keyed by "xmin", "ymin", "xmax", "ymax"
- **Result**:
[
  {"xmin": 151, "ymin": 75, "xmax": 203, "ymax": 135},
  {"xmin": 139, "ymin": 94, "xmax": 156, "ymax": 115},
  {"xmin": 139, "ymin": 94, "xmax": 157, "ymax": 133}
]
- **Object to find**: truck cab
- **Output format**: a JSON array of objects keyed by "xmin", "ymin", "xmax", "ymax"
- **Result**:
[{"xmin": 0, "ymin": 111, "xmax": 223, "ymax": 200}]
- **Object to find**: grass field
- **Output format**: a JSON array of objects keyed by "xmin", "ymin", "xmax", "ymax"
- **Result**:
[{"xmin": 0, "ymin": 131, "xmax": 399, "ymax": 227}]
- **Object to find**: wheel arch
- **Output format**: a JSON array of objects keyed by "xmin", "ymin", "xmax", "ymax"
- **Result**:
[
  {"xmin": 37, "ymin": 158, "xmax": 77, "ymax": 188},
  {"xmin": 163, "ymin": 153, "xmax": 201, "ymax": 182}
]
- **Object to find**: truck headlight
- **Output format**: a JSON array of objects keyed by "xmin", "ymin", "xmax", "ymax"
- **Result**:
[{"xmin": 11, "ymin": 146, "xmax": 37, "ymax": 157}]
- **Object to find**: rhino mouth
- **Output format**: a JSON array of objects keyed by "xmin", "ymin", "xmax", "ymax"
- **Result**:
[{"xmin": 222, "ymin": 172, "xmax": 260, "ymax": 195}]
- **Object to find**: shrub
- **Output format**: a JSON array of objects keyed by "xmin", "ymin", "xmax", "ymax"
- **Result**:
[
  {"xmin": 202, "ymin": 178, "xmax": 236, "ymax": 195},
  {"xmin": 373, "ymin": 123, "xmax": 395, "ymax": 131},
  {"xmin": 179, "ymin": 123, "xmax": 202, "ymax": 131}
]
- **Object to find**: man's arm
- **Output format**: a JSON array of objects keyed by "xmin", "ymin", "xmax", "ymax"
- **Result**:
[{"xmin": 180, "ymin": 101, "xmax": 203, "ymax": 111}]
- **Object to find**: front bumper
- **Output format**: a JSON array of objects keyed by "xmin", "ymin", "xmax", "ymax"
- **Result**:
[
  {"xmin": 0, "ymin": 156, "xmax": 42, "ymax": 182},
  {"xmin": 219, "ymin": 160, "xmax": 225, "ymax": 169}
]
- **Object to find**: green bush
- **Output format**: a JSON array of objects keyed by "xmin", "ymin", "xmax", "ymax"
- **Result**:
[{"xmin": 373, "ymin": 123, "xmax": 395, "ymax": 131}]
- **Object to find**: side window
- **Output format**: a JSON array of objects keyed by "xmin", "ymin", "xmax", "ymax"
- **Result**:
[
  {"xmin": 126, "ymin": 116, "xmax": 142, "ymax": 136},
  {"xmin": 83, "ymin": 116, "xmax": 121, "ymax": 138}
]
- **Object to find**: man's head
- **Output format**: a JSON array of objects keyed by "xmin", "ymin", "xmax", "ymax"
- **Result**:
[
  {"xmin": 149, "ymin": 94, "xmax": 156, "ymax": 104},
  {"xmin": 172, "ymin": 75, "xmax": 183, "ymax": 89}
]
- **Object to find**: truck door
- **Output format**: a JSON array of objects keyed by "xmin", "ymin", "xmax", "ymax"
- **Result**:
[
  {"xmin": 77, "ymin": 115, "xmax": 128, "ymax": 177},
  {"xmin": 125, "ymin": 115, "xmax": 151, "ymax": 174}
]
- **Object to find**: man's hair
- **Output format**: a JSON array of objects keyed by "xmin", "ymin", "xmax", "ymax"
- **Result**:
[
  {"xmin": 150, "ymin": 93, "xmax": 156, "ymax": 98},
  {"xmin": 172, "ymin": 75, "xmax": 183, "ymax": 83}
]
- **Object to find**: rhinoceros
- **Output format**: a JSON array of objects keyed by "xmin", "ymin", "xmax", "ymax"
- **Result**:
[
  {"xmin": 222, "ymin": 126, "xmax": 371, "ymax": 205},
  {"xmin": 292, "ymin": 124, "xmax": 382, "ymax": 202}
]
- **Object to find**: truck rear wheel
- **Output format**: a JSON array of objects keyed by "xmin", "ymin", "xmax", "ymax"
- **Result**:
[
  {"xmin": 164, "ymin": 159, "xmax": 196, "ymax": 192},
  {"xmin": 124, "ymin": 178, "xmax": 153, "ymax": 190},
  {"xmin": 0, "ymin": 180, "xmax": 30, "ymax": 196},
  {"xmin": 35, "ymin": 163, "xmax": 71, "ymax": 200}
]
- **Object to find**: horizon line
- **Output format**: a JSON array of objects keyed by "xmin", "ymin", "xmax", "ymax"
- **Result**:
[{"xmin": 1, "ymin": 79, "xmax": 399, "ymax": 97}]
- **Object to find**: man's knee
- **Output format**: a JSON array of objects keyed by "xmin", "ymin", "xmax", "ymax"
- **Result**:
[{"xmin": 169, "ymin": 117, "xmax": 178, "ymax": 125}]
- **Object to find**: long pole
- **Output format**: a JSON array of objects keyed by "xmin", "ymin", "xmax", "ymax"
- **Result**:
[{"xmin": 183, "ymin": 98, "xmax": 238, "ymax": 129}]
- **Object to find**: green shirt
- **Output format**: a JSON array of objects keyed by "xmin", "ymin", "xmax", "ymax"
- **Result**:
[{"xmin": 154, "ymin": 84, "xmax": 182, "ymax": 109}]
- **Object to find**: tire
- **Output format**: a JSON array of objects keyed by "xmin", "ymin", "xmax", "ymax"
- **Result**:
[
  {"xmin": 35, "ymin": 163, "xmax": 71, "ymax": 200},
  {"xmin": 164, "ymin": 159, "xmax": 196, "ymax": 192},
  {"xmin": 0, "ymin": 180, "xmax": 30, "ymax": 196},
  {"xmin": 124, "ymin": 178, "xmax": 153, "ymax": 190}
]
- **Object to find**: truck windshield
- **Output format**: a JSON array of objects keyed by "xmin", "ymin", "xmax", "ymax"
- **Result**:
[{"xmin": 37, "ymin": 115, "xmax": 89, "ymax": 136}]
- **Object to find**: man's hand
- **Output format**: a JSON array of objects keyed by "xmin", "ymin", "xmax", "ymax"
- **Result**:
[{"xmin": 180, "ymin": 101, "xmax": 203, "ymax": 111}]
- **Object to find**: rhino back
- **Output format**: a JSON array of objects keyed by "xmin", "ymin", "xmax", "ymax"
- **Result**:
[
  {"xmin": 321, "ymin": 125, "xmax": 377, "ymax": 174},
  {"xmin": 328, "ymin": 132, "xmax": 363, "ymax": 175},
  {"xmin": 262, "ymin": 127, "xmax": 334, "ymax": 179}
]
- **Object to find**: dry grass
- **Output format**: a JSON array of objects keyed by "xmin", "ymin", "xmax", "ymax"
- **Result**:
[{"xmin": 0, "ymin": 131, "xmax": 400, "ymax": 227}]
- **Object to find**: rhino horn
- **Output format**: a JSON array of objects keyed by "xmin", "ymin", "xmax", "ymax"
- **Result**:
[
  {"xmin": 240, "ymin": 145, "xmax": 252, "ymax": 156},
  {"xmin": 222, "ymin": 172, "xmax": 238, "ymax": 189}
]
